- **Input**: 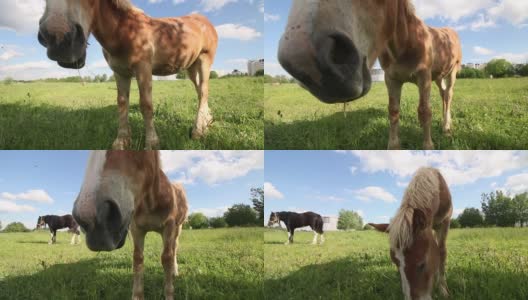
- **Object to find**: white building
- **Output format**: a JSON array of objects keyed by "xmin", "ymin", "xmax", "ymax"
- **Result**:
[
  {"xmin": 248, "ymin": 59, "xmax": 264, "ymax": 76},
  {"xmin": 371, "ymin": 68, "xmax": 385, "ymax": 82},
  {"xmin": 322, "ymin": 215, "xmax": 339, "ymax": 231}
]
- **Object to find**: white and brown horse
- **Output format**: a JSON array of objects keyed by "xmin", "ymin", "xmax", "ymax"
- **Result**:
[
  {"xmin": 38, "ymin": 0, "xmax": 218, "ymax": 149},
  {"xmin": 369, "ymin": 167, "xmax": 452, "ymax": 300},
  {"xmin": 279, "ymin": 0, "xmax": 462, "ymax": 150},
  {"xmin": 72, "ymin": 151, "xmax": 188, "ymax": 300}
]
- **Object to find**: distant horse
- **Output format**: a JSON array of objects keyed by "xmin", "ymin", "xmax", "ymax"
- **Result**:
[
  {"xmin": 38, "ymin": 0, "xmax": 218, "ymax": 149},
  {"xmin": 268, "ymin": 211, "xmax": 324, "ymax": 244},
  {"xmin": 369, "ymin": 167, "xmax": 453, "ymax": 300},
  {"xmin": 72, "ymin": 151, "xmax": 188, "ymax": 300},
  {"xmin": 279, "ymin": 0, "xmax": 462, "ymax": 150},
  {"xmin": 37, "ymin": 215, "xmax": 80, "ymax": 245}
]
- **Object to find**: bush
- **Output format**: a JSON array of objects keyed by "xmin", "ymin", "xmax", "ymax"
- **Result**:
[
  {"xmin": 255, "ymin": 69, "xmax": 264, "ymax": 77},
  {"xmin": 188, "ymin": 213, "xmax": 209, "ymax": 229},
  {"xmin": 209, "ymin": 217, "xmax": 228, "ymax": 228},
  {"xmin": 210, "ymin": 71, "xmax": 219, "ymax": 79},
  {"xmin": 2, "ymin": 222, "xmax": 30, "ymax": 233},
  {"xmin": 450, "ymin": 218, "xmax": 461, "ymax": 228},
  {"xmin": 3, "ymin": 77, "xmax": 14, "ymax": 85},
  {"xmin": 224, "ymin": 204, "xmax": 257, "ymax": 227},
  {"xmin": 458, "ymin": 208, "xmax": 484, "ymax": 228},
  {"xmin": 485, "ymin": 59, "xmax": 514, "ymax": 78},
  {"xmin": 458, "ymin": 68, "xmax": 486, "ymax": 79},
  {"xmin": 337, "ymin": 209, "xmax": 363, "ymax": 230}
]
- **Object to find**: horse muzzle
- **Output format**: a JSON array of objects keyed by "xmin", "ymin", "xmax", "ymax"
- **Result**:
[
  {"xmin": 278, "ymin": 31, "xmax": 371, "ymax": 103},
  {"xmin": 38, "ymin": 23, "xmax": 87, "ymax": 69}
]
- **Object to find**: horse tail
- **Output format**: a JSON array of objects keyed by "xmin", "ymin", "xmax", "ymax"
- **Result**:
[{"xmin": 316, "ymin": 216, "xmax": 324, "ymax": 234}]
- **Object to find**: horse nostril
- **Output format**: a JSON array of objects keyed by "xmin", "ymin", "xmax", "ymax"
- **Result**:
[
  {"xmin": 327, "ymin": 33, "xmax": 359, "ymax": 66},
  {"xmin": 97, "ymin": 200, "xmax": 122, "ymax": 230},
  {"xmin": 38, "ymin": 30, "xmax": 49, "ymax": 47}
]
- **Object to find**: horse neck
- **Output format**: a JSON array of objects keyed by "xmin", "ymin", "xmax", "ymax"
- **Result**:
[
  {"xmin": 90, "ymin": 0, "xmax": 131, "ymax": 53},
  {"xmin": 383, "ymin": 0, "xmax": 421, "ymax": 60}
]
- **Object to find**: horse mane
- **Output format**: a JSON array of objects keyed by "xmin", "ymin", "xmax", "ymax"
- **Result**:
[
  {"xmin": 111, "ymin": 0, "xmax": 143, "ymax": 12},
  {"xmin": 388, "ymin": 167, "xmax": 439, "ymax": 250}
]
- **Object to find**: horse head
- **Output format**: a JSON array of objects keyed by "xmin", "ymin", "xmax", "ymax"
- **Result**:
[
  {"xmin": 38, "ymin": 0, "xmax": 95, "ymax": 69},
  {"xmin": 72, "ymin": 151, "xmax": 161, "ymax": 251}
]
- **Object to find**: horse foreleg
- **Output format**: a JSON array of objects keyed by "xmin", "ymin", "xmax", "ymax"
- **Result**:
[
  {"xmin": 136, "ymin": 63, "xmax": 159, "ymax": 150},
  {"xmin": 436, "ymin": 218, "xmax": 450, "ymax": 298},
  {"xmin": 112, "ymin": 73, "xmax": 132, "ymax": 150},
  {"xmin": 161, "ymin": 221, "xmax": 177, "ymax": 299},
  {"xmin": 173, "ymin": 224, "xmax": 183, "ymax": 277},
  {"xmin": 131, "ymin": 224, "xmax": 146, "ymax": 300},
  {"xmin": 417, "ymin": 72, "xmax": 434, "ymax": 150},
  {"xmin": 190, "ymin": 55, "xmax": 213, "ymax": 139},
  {"xmin": 442, "ymin": 71, "xmax": 457, "ymax": 136},
  {"xmin": 70, "ymin": 233, "xmax": 76, "ymax": 245},
  {"xmin": 48, "ymin": 231, "xmax": 54, "ymax": 244},
  {"xmin": 385, "ymin": 77, "xmax": 403, "ymax": 150}
]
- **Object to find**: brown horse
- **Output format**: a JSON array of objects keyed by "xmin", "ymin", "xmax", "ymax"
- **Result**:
[
  {"xmin": 369, "ymin": 167, "xmax": 453, "ymax": 300},
  {"xmin": 38, "ymin": 0, "xmax": 218, "ymax": 149},
  {"xmin": 72, "ymin": 151, "xmax": 188, "ymax": 300},
  {"xmin": 278, "ymin": 0, "xmax": 462, "ymax": 150}
]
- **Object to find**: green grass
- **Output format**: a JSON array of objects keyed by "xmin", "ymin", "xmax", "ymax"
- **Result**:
[
  {"xmin": 265, "ymin": 78, "xmax": 528, "ymax": 149},
  {"xmin": 0, "ymin": 77, "xmax": 263, "ymax": 149},
  {"xmin": 0, "ymin": 228, "xmax": 263, "ymax": 300},
  {"xmin": 264, "ymin": 228, "xmax": 528, "ymax": 300}
]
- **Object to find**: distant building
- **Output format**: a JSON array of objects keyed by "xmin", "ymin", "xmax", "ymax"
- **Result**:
[
  {"xmin": 463, "ymin": 63, "xmax": 487, "ymax": 70},
  {"xmin": 322, "ymin": 215, "xmax": 338, "ymax": 231},
  {"xmin": 231, "ymin": 69, "xmax": 243, "ymax": 76},
  {"xmin": 371, "ymin": 68, "xmax": 385, "ymax": 82},
  {"xmin": 248, "ymin": 59, "xmax": 264, "ymax": 76}
]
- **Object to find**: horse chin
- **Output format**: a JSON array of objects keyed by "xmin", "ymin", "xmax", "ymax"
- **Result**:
[{"xmin": 57, "ymin": 52, "xmax": 86, "ymax": 69}]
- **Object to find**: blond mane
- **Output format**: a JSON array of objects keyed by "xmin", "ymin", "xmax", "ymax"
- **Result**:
[
  {"xmin": 388, "ymin": 167, "xmax": 440, "ymax": 250},
  {"xmin": 111, "ymin": 0, "xmax": 143, "ymax": 13}
]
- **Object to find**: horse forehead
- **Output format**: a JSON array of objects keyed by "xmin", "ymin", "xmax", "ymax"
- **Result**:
[{"xmin": 394, "ymin": 248, "xmax": 412, "ymax": 299}]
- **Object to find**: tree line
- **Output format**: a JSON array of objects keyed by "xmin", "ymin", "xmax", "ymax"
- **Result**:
[
  {"xmin": 452, "ymin": 191, "xmax": 528, "ymax": 228},
  {"xmin": 458, "ymin": 59, "xmax": 528, "ymax": 79},
  {"xmin": 1, "ymin": 187, "xmax": 264, "ymax": 233}
]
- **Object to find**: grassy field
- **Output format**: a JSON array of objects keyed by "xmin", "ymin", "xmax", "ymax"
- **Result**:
[
  {"xmin": 0, "ymin": 77, "xmax": 263, "ymax": 150},
  {"xmin": 0, "ymin": 228, "xmax": 263, "ymax": 300},
  {"xmin": 264, "ymin": 228, "xmax": 528, "ymax": 300},
  {"xmin": 265, "ymin": 78, "xmax": 528, "ymax": 149}
]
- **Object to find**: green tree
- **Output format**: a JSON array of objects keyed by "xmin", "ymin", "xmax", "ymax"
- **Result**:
[
  {"xmin": 251, "ymin": 187, "xmax": 264, "ymax": 225},
  {"xmin": 485, "ymin": 59, "xmax": 514, "ymax": 78},
  {"xmin": 3, "ymin": 77, "xmax": 14, "ymax": 85},
  {"xmin": 224, "ymin": 204, "xmax": 257, "ymax": 227},
  {"xmin": 188, "ymin": 212, "xmax": 209, "ymax": 229},
  {"xmin": 101, "ymin": 74, "xmax": 108, "ymax": 82},
  {"xmin": 255, "ymin": 69, "xmax": 264, "ymax": 77},
  {"xmin": 210, "ymin": 71, "xmax": 219, "ymax": 79},
  {"xmin": 450, "ymin": 218, "xmax": 461, "ymax": 229},
  {"xmin": 513, "ymin": 192, "xmax": 528, "ymax": 227},
  {"xmin": 481, "ymin": 191, "xmax": 517, "ymax": 227},
  {"xmin": 0, "ymin": 220, "xmax": 2, "ymax": 231},
  {"xmin": 2, "ymin": 222, "xmax": 30, "ymax": 232},
  {"xmin": 108, "ymin": 74, "xmax": 116, "ymax": 82},
  {"xmin": 518, "ymin": 64, "xmax": 528, "ymax": 77},
  {"xmin": 458, "ymin": 208, "xmax": 484, "ymax": 228},
  {"xmin": 209, "ymin": 217, "xmax": 228, "ymax": 228},
  {"xmin": 337, "ymin": 209, "xmax": 363, "ymax": 230}
]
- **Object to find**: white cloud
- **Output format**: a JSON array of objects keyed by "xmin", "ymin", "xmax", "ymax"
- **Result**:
[
  {"xmin": 348, "ymin": 151, "xmax": 528, "ymax": 186},
  {"xmin": 0, "ymin": 0, "xmax": 44, "ymax": 33},
  {"xmin": 396, "ymin": 181, "xmax": 409, "ymax": 188},
  {"xmin": 201, "ymin": 0, "xmax": 237, "ymax": 12},
  {"xmin": 0, "ymin": 60, "xmax": 114, "ymax": 81},
  {"xmin": 264, "ymin": 13, "xmax": 280, "ymax": 22},
  {"xmin": 161, "ymin": 151, "xmax": 263, "ymax": 185},
  {"xmin": 0, "ymin": 200, "xmax": 36, "ymax": 213},
  {"xmin": 149, "ymin": 0, "xmax": 164, "ymax": 3},
  {"xmin": 315, "ymin": 195, "xmax": 345, "ymax": 202},
  {"xmin": 488, "ymin": 0, "xmax": 528, "ymax": 26},
  {"xmin": 349, "ymin": 186, "xmax": 397, "ymax": 203},
  {"xmin": 493, "ymin": 52, "xmax": 528, "ymax": 64},
  {"xmin": 0, "ymin": 189, "xmax": 53, "ymax": 204},
  {"xmin": 215, "ymin": 24, "xmax": 261, "ymax": 41},
  {"xmin": 0, "ymin": 47, "xmax": 23, "ymax": 61},
  {"xmin": 474, "ymin": 46, "xmax": 495, "ymax": 56},
  {"xmin": 192, "ymin": 206, "xmax": 228, "ymax": 217},
  {"xmin": 264, "ymin": 182, "xmax": 283, "ymax": 199},
  {"xmin": 414, "ymin": 0, "xmax": 494, "ymax": 22},
  {"xmin": 503, "ymin": 173, "xmax": 528, "ymax": 195}
]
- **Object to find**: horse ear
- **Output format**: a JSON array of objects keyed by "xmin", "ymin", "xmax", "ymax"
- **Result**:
[
  {"xmin": 368, "ymin": 223, "xmax": 389, "ymax": 233},
  {"xmin": 412, "ymin": 209, "xmax": 428, "ymax": 232}
]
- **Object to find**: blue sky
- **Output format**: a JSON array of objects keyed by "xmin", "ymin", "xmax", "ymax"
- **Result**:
[
  {"xmin": 264, "ymin": 0, "xmax": 528, "ymax": 75},
  {"xmin": 0, "ymin": 0, "xmax": 263, "ymax": 80},
  {"xmin": 0, "ymin": 151, "xmax": 264, "ymax": 229},
  {"xmin": 265, "ymin": 151, "xmax": 528, "ymax": 224}
]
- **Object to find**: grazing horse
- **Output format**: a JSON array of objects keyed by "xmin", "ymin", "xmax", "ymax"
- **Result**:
[
  {"xmin": 268, "ymin": 211, "xmax": 324, "ymax": 244},
  {"xmin": 72, "ymin": 151, "xmax": 188, "ymax": 300},
  {"xmin": 38, "ymin": 0, "xmax": 218, "ymax": 149},
  {"xmin": 278, "ymin": 0, "xmax": 462, "ymax": 150},
  {"xmin": 369, "ymin": 167, "xmax": 453, "ymax": 300},
  {"xmin": 36, "ymin": 214, "xmax": 80, "ymax": 245}
]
